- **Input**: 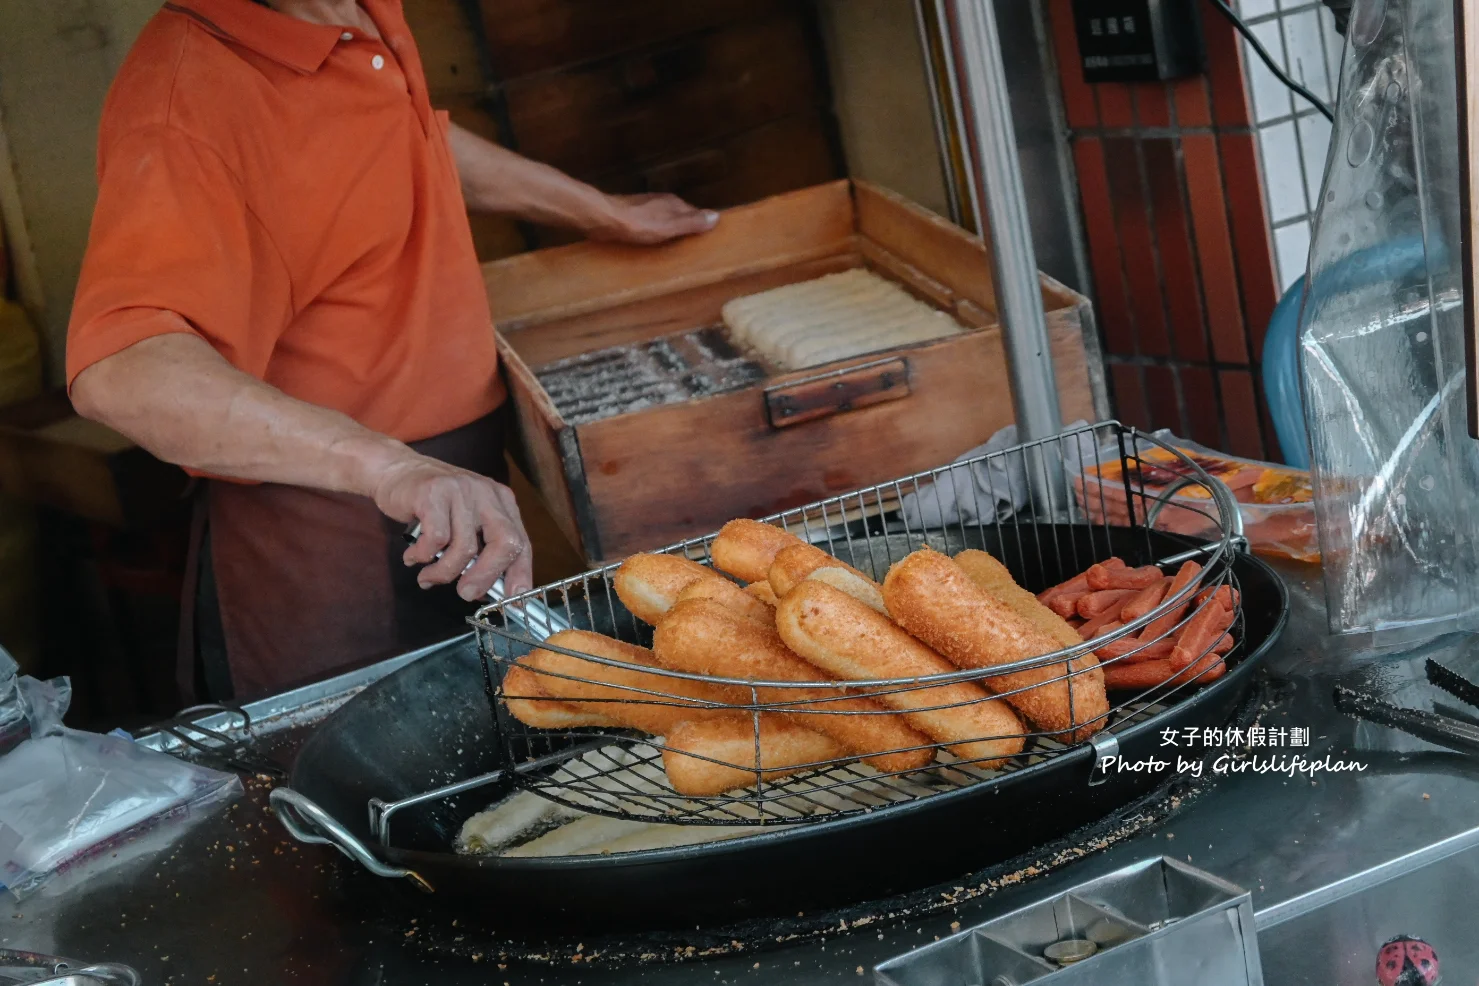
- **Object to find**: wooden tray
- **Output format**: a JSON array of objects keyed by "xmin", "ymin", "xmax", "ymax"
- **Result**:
[{"xmin": 484, "ymin": 179, "xmax": 1107, "ymax": 563}]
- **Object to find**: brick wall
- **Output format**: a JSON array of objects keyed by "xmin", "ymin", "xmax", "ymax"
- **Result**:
[{"xmin": 1046, "ymin": 0, "xmax": 1293, "ymax": 460}]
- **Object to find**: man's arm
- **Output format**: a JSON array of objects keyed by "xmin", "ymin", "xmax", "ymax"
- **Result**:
[
  {"xmin": 70, "ymin": 327, "xmax": 531, "ymax": 600},
  {"xmin": 446, "ymin": 123, "xmax": 718, "ymax": 245}
]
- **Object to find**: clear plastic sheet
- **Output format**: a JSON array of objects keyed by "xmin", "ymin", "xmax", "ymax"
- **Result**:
[
  {"xmin": 1298, "ymin": 0, "xmax": 1479, "ymax": 640},
  {"xmin": 1070, "ymin": 429, "xmax": 1318, "ymax": 563},
  {"xmin": 0, "ymin": 651, "xmax": 241, "ymax": 899}
]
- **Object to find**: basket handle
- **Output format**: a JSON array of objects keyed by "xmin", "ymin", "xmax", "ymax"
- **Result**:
[
  {"xmin": 1143, "ymin": 474, "xmax": 1247, "ymax": 554},
  {"xmin": 270, "ymin": 787, "xmax": 434, "ymax": 893}
]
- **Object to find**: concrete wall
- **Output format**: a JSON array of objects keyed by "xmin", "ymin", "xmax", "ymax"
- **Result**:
[
  {"xmin": 815, "ymin": 0, "xmax": 951, "ymax": 220},
  {"xmin": 815, "ymin": 0, "xmax": 1085, "ymax": 294},
  {"xmin": 0, "ymin": 0, "xmax": 162, "ymax": 385}
]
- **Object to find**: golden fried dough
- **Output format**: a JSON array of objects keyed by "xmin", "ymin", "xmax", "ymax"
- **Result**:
[
  {"xmin": 520, "ymin": 630, "xmax": 747, "ymax": 735},
  {"xmin": 776, "ymin": 580, "xmax": 1024, "ymax": 766},
  {"xmin": 662, "ymin": 714, "xmax": 849, "ymax": 796},
  {"xmin": 710, "ymin": 519, "xmax": 807, "ymax": 583},
  {"xmin": 500, "ymin": 664, "xmax": 620, "ymax": 730},
  {"xmin": 652, "ymin": 599, "xmax": 935, "ymax": 773},
  {"xmin": 953, "ymin": 550, "xmax": 1082, "ymax": 649},
  {"xmin": 675, "ymin": 575, "xmax": 774, "ymax": 626},
  {"xmin": 883, "ymin": 549, "xmax": 1107, "ymax": 742},
  {"xmin": 613, "ymin": 553, "xmax": 715, "ymax": 625}
]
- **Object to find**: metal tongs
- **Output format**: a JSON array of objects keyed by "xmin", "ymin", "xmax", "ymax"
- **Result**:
[
  {"xmin": 136, "ymin": 704, "xmax": 287, "ymax": 779},
  {"xmin": 1334, "ymin": 659, "xmax": 1479, "ymax": 756},
  {"xmin": 402, "ymin": 521, "xmax": 569, "ymax": 640},
  {"xmin": 0, "ymin": 948, "xmax": 139, "ymax": 986}
]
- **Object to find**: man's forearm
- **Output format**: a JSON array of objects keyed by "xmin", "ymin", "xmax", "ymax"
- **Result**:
[
  {"xmin": 447, "ymin": 123, "xmax": 717, "ymax": 244},
  {"xmin": 446, "ymin": 123, "xmax": 619, "ymax": 233},
  {"xmin": 70, "ymin": 329, "xmax": 412, "ymax": 497}
]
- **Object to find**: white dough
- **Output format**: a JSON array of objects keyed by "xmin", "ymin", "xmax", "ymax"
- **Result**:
[{"xmin": 721, "ymin": 268, "xmax": 964, "ymax": 370}]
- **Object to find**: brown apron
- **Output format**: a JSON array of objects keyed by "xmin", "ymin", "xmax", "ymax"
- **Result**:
[{"xmin": 178, "ymin": 409, "xmax": 509, "ymax": 702}]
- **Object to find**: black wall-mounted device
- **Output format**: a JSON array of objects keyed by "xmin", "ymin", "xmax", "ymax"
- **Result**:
[{"xmin": 1071, "ymin": 0, "xmax": 1205, "ymax": 83}]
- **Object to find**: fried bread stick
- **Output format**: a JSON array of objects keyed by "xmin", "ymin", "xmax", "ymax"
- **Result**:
[
  {"xmin": 882, "ymin": 548, "xmax": 1107, "ymax": 742},
  {"xmin": 776, "ymin": 580, "xmax": 1025, "ymax": 766},
  {"xmin": 653, "ymin": 599, "xmax": 935, "ymax": 773}
]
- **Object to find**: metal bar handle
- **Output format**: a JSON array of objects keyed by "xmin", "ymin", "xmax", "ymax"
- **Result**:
[
  {"xmin": 0, "ymin": 951, "xmax": 140, "ymax": 986},
  {"xmin": 27, "ymin": 966, "xmax": 141, "ymax": 986},
  {"xmin": 270, "ymin": 787, "xmax": 434, "ymax": 892}
]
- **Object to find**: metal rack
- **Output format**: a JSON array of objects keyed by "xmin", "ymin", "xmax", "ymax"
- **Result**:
[{"xmin": 351, "ymin": 422, "xmax": 1247, "ymax": 845}]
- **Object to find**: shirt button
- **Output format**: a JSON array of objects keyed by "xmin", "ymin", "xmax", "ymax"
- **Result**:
[
  {"xmin": 371, "ymin": 54, "xmax": 385, "ymax": 70},
  {"xmin": 340, "ymin": 31, "xmax": 353, "ymax": 41}
]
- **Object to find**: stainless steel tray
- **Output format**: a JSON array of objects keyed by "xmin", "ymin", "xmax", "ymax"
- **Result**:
[{"xmin": 874, "ymin": 856, "xmax": 1262, "ymax": 985}]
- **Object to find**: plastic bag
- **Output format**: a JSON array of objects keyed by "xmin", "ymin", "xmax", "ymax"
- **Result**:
[
  {"xmin": 1070, "ymin": 430, "xmax": 1319, "ymax": 563},
  {"xmin": 1298, "ymin": 0, "xmax": 1479, "ymax": 639},
  {"xmin": 0, "ymin": 656, "xmax": 241, "ymax": 899},
  {"xmin": 0, "ymin": 648, "xmax": 23, "ymax": 755}
]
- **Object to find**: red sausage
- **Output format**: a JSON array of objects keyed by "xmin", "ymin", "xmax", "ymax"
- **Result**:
[
  {"xmin": 1119, "ymin": 578, "xmax": 1170, "ymax": 624},
  {"xmin": 1077, "ymin": 588, "xmax": 1138, "ymax": 619},
  {"xmin": 1140, "ymin": 561, "xmax": 1202, "ymax": 641},
  {"xmin": 1170, "ymin": 603, "xmax": 1235, "ymax": 670},
  {"xmin": 1087, "ymin": 563, "xmax": 1164, "ymax": 591}
]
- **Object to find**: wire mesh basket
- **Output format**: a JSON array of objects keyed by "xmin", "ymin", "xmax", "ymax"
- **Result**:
[{"xmin": 466, "ymin": 420, "xmax": 1246, "ymax": 828}]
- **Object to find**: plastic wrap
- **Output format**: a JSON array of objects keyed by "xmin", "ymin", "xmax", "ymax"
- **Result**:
[
  {"xmin": 1070, "ymin": 430, "xmax": 1318, "ymax": 562},
  {"xmin": 1298, "ymin": 0, "xmax": 1479, "ymax": 639},
  {"xmin": 0, "ymin": 654, "xmax": 241, "ymax": 899},
  {"xmin": 0, "ymin": 649, "xmax": 23, "ymax": 755}
]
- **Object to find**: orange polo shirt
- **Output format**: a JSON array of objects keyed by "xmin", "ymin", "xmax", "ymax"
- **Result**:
[{"xmin": 66, "ymin": 0, "xmax": 504, "ymax": 443}]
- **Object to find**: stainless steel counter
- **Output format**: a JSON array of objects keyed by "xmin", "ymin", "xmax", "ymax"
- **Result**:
[{"xmin": 5, "ymin": 559, "xmax": 1479, "ymax": 985}]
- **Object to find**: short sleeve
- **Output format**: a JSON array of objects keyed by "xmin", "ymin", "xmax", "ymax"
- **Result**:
[{"xmin": 66, "ymin": 125, "xmax": 293, "ymax": 387}]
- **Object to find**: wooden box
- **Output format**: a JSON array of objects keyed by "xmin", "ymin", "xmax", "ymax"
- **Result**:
[{"xmin": 485, "ymin": 180, "xmax": 1107, "ymax": 564}]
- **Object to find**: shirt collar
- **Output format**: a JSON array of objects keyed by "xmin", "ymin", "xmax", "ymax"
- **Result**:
[{"xmin": 163, "ymin": 0, "xmax": 342, "ymax": 74}]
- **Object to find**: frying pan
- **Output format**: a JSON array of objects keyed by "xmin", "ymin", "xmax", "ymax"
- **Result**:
[{"xmin": 276, "ymin": 524, "xmax": 1288, "ymax": 931}]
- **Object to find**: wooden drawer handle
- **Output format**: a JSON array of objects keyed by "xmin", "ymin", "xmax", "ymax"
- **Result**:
[{"xmin": 764, "ymin": 357, "xmax": 911, "ymax": 429}]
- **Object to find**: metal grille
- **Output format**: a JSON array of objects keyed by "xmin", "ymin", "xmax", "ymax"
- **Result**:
[
  {"xmin": 490, "ymin": 706, "xmax": 1166, "ymax": 826},
  {"xmin": 368, "ymin": 422, "xmax": 1246, "ymax": 843},
  {"xmin": 534, "ymin": 326, "xmax": 766, "ymax": 425}
]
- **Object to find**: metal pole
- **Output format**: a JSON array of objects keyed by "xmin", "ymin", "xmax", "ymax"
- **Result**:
[
  {"xmin": 912, "ymin": 0, "xmax": 972, "ymax": 229},
  {"xmin": 943, "ymin": 0, "xmax": 1063, "ymax": 443}
]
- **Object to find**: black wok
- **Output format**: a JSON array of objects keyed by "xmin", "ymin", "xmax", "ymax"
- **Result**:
[{"xmin": 282, "ymin": 525, "xmax": 1288, "ymax": 931}]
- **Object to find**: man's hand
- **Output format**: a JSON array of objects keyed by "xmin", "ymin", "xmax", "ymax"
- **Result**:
[
  {"xmin": 590, "ymin": 193, "xmax": 720, "ymax": 245},
  {"xmin": 447, "ymin": 124, "xmax": 720, "ymax": 245},
  {"xmin": 373, "ymin": 454, "xmax": 533, "ymax": 601}
]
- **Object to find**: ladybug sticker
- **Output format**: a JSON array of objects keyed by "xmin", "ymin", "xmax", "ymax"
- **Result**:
[{"xmin": 1376, "ymin": 935, "xmax": 1440, "ymax": 986}]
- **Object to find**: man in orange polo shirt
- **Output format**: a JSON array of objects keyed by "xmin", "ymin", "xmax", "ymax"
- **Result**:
[{"xmin": 66, "ymin": 0, "xmax": 717, "ymax": 699}]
